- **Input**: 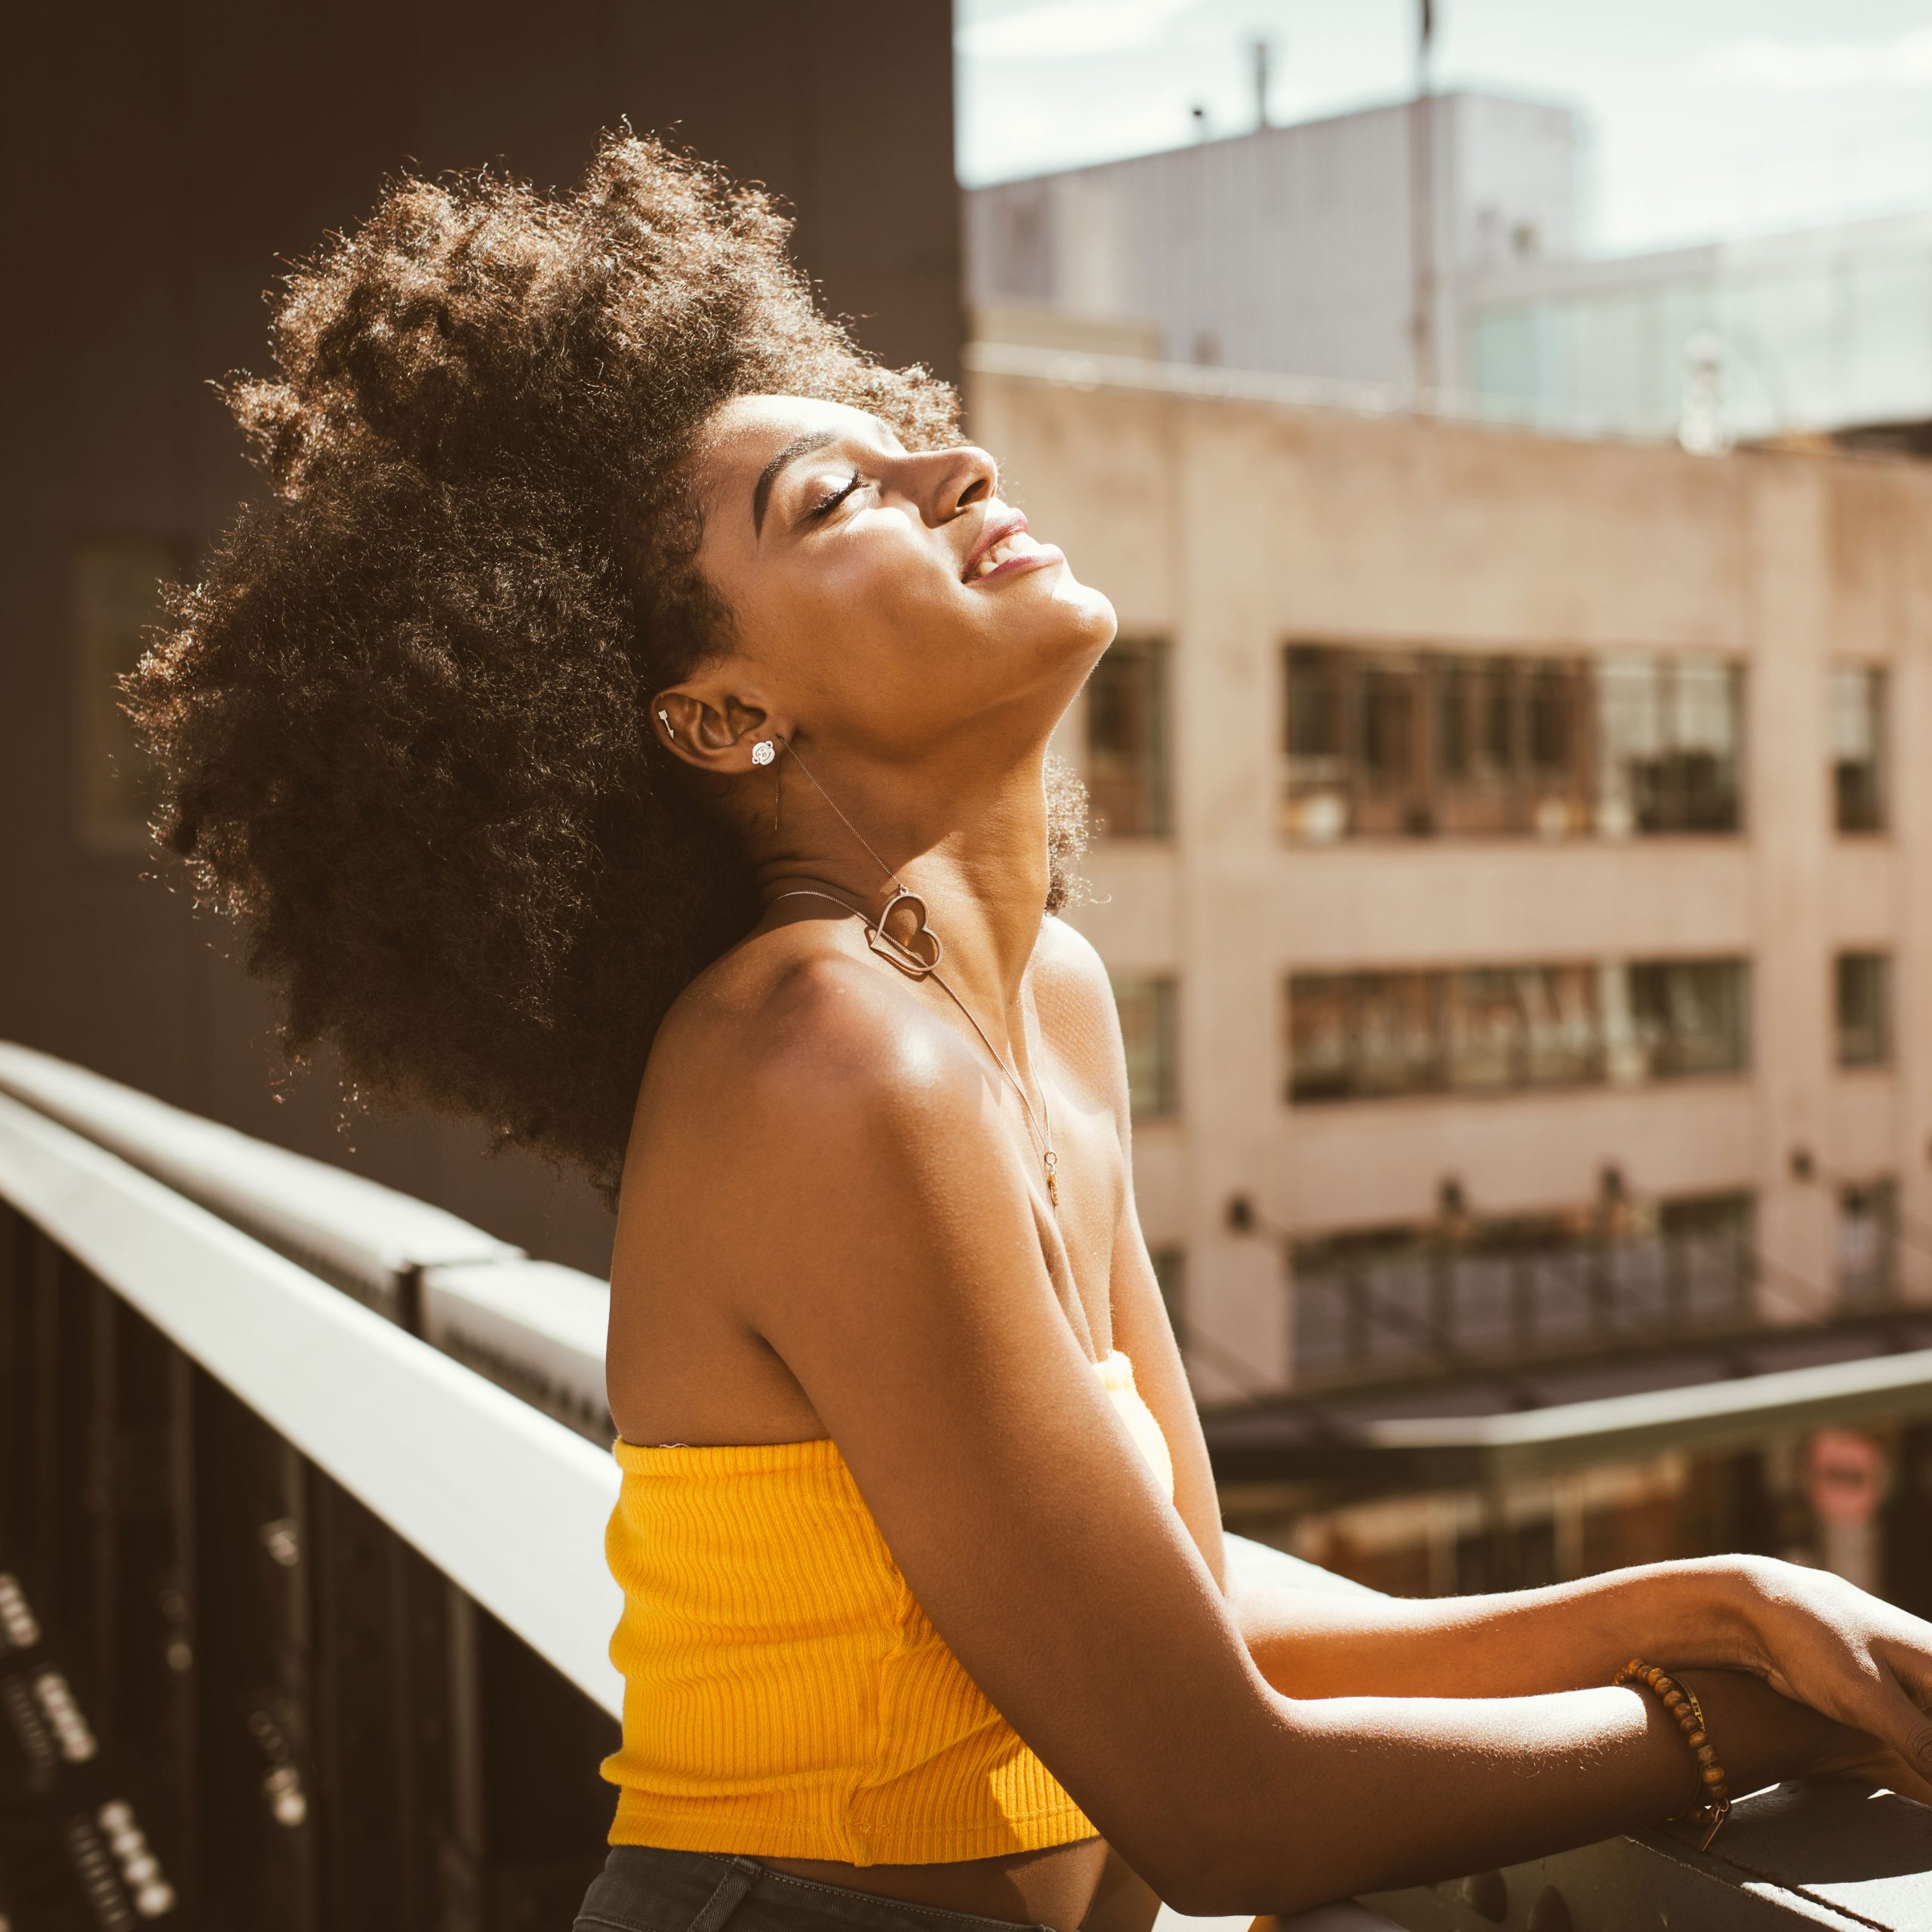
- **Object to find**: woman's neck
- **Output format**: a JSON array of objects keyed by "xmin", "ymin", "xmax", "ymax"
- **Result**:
[{"xmin": 747, "ymin": 739, "xmax": 1052, "ymax": 1029}]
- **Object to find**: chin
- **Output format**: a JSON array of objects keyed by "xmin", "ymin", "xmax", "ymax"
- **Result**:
[{"xmin": 1048, "ymin": 570, "xmax": 1117, "ymax": 657}]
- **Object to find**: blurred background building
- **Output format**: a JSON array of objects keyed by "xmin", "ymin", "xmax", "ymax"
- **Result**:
[
  {"xmin": 959, "ymin": 3, "xmax": 1932, "ymax": 1613},
  {"xmin": 967, "ymin": 88, "xmax": 1932, "ymax": 446}
]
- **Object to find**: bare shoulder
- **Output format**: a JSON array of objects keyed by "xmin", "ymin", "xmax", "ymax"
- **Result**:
[{"xmin": 632, "ymin": 922, "xmax": 1000, "ymax": 1190}]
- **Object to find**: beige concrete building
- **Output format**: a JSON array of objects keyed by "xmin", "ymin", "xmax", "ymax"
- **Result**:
[{"xmin": 967, "ymin": 344, "xmax": 1932, "ymax": 1403}]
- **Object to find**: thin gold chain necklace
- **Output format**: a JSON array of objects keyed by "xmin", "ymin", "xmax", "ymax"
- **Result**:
[{"xmin": 762, "ymin": 740, "xmax": 1060, "ymax": 1210}]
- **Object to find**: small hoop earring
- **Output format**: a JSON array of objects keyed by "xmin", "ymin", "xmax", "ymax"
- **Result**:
[
  {"xmin": 751, "ymin": 740, "xmax": 776, "ymax": 767},
  {"xmin": 657, "ymin": 709, "xmax": 675, "ymax": 740}
]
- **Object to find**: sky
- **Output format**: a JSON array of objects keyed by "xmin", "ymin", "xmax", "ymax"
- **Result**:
[{"xmin": 956, "ymin": 0, "xmax": 1932, "ymax": 256}]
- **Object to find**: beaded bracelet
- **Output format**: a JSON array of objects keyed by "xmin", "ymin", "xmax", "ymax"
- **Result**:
[{"xmin": 1614, "ymin": 1658, "xmax": 1732, "ymax": 1850}]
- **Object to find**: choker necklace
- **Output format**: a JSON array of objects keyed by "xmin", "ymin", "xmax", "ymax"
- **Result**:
[{"xmin": 763, "ymin": 737, "xmax": 1060, "ymax": 1211}]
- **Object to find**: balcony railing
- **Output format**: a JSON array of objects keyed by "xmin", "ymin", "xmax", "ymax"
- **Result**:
[{"xmin": 1, "ymin": 1043, "xmax": 1926, "ymax": 1930}]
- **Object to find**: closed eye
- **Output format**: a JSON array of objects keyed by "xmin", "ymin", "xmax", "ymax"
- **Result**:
[{"xmin": 808, "ymin": 468, "xmax": 868, "ymax": 519}]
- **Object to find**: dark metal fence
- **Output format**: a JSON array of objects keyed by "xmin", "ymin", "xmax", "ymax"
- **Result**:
[{"xmin": 0, "ymin": 1195, "xmax": 618, "ymax": 1931}]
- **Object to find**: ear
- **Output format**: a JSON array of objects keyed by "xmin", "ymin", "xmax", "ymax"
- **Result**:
[{"xmin": 652, "ymin": 686, "xmax": 782, "ymax": 776}]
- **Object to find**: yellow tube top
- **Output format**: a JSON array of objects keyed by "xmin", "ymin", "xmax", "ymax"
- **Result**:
[{"xmin": 599, "ymin": 1349, "xmax": 1174, "ymax": 1866}]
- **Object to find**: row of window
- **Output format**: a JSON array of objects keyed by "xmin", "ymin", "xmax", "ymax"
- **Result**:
[
  {"xmin": 1114, "ymin": 952, "xmax": 1892, "ymax": 1119},
  {"xmin": 1084, "ymin": 640, "xmax": 1888, "ymax": 842},
  {"xmin": 1289, "ymin": 959, "xmax": 1748, "ymax": 1103},
  {"xmin": 1152, "ymin": 1178, "xmax": 1898, "ymax": 1376},
  {"xmin": 1287, "ymin": 1178, "xmax": 1899, "ymax": 1378}
]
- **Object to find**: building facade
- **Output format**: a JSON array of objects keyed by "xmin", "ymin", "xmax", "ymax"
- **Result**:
[
  {"xmin": 965, "ymin": 91, "xmax": 1577, "ymax": 396},
  {"xmin": 1465, "ymin": 208, "xmax": 1932, "ymax": 445},
  {"xmin": 966, "ymin": 348, "xmax": 1932, "ymax": 1404},
  {"xmin": 968, "ymin": 100, "xmax": 1932, "ymax": 447}
]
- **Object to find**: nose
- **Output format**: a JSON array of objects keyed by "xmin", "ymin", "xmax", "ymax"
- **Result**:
[{"xmin": 900, "ymin": 442, "xmax": 998, "ymax": 525}]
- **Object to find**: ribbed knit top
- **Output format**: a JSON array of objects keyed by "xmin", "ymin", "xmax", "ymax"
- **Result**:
[{"xmin": 599, "ymin": 1349, "xmax": 1174, "ymax": 1866}]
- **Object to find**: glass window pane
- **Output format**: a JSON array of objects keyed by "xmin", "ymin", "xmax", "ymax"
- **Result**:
[
  {"xmin": 1526, "ymin": 663, "xmax": 1574, "ymax": 773},
  {"xmin": 1284, "ymin": 646, "xmax": 1352, "ymax": 841},
  {"xmin": 1086, "ymin": 637, "xmax": 1170, "ymax": 837},
  {"xmin": 1593, "ymin": 657, "xmax": 1662, "ymax": 836},
  {"xmin": 1351, "ymin": 972, "xmax": 1441, "ymax": 1096},
  {"xmin": 1623, "ymin": 959, "xmax": 1749, "ymax": 1078},
  {"xmin": 1594, "ymin": 657, "xmax": 1741, "ymax": 835},
  {"xmin": 1361, "ymin": 663, "xmax": 1415, "ymax": 782},
  {"xmin": 1835, "ymin": 952, "xmax": 1890, "ymax": 1066},
  {"xmin": 1831, "ymin": 666, "xmax": 1886, "ymax": 834},
  {"xmin": 1444, "ymin": 970, "xmax": 1524, "ymax": 1091},
  {"xmin": 1287, "ymin": 972, "xmax": 1441, "ymax": 1102},
  {"xmin": 1287, "ymin": 974, "xmax": 1355, "ymax": 1102},
  {"xmin": 1669, "ymin": 660, "xmax": 1743, "ymax": 832},
  {"xmin": 1522, "ymin": 965, "xmax": 1602, "ymax": 1084},
  {"xmin": 1434, "ymin": 657, "xmax": 1524, "ymax": 835},
  {"xmin": 1838, "ymin": 1181, "xmax": 1896, "ymax": 1304},
  {"xmin": 1114, "ymin": 974, "xmax": 1179, "ymax": 1116}
]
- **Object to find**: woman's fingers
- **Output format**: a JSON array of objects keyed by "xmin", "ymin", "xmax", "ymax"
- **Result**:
[
  {"xmin": 1834, "ymin": 1744, "xmax": 1932, "ymax": 1809},
  {"xmin": 1847, "ymin": 1668, "xmax": 1932, "ymax": 1783}
]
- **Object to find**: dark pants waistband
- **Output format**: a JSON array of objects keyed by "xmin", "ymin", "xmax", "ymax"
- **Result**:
[{"xmin": 573, "ymin": 1844, "xmax": 1057, "ymax": 1932}]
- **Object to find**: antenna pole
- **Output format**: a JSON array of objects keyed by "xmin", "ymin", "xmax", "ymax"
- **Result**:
[{"xmin": 1408, "ymin": 0, "xmax": 1439, "ymax": 404}]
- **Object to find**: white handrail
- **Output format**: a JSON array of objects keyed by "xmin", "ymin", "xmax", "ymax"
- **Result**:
[
  {"xmin": 421, "ymin": 1257, "xmax": 612, "ymax": 1439},
  {"xmin": 0, "ymin": 1089, "xmax": 626, "ymax": 1718},
  {"xmin": 0, "ymin": 1043, "xmax": 520, "ymax": 1305},
  {"xmin": 1367, "ymin": 1343, "xmax": 1932, "ymax": 1474}
]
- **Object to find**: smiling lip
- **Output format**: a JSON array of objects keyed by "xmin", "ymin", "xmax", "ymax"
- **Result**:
[{"xmin": 961, "ymin": 510, "xmax": 1064, "ymax": 586}]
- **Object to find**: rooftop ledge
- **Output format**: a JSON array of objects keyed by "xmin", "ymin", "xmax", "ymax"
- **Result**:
[{"xmin": 0, "ymin": 1042, "xmax": 1926, "ymax": 1929}]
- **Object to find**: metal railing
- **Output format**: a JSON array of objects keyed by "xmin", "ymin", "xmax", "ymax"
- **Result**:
[
  {"xmin": 2, "ymin": 1044, "xmax": 1927, "ymax": 1930},
  {"xmin": 0, "ymin": 1048, "xmax": 1361, "ymax": 1930}
]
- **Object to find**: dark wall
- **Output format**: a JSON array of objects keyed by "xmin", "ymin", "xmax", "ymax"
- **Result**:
[{"xmin": 0, "ymin": 2, "xmax": 961, "ymax": 1274}]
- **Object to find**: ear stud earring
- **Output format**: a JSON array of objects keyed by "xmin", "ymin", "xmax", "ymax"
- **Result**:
[
  {"xmin": 657, "ymin": 709, "xmax": 675, "ymax": 739},
  {"xmin": 751, "ymin": 740, "xmax": 777, "ymax": 767}
]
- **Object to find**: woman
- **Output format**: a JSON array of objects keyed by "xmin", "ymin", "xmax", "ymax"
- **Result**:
[{"xmin": 130, "ymin": 135, "xmax": 1932, "ymax": 1932}]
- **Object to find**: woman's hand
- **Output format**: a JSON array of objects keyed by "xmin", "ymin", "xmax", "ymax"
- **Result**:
[{"xmin": 1726, "ymin": 1555, "xmax": 1932, "ymax": 1801}]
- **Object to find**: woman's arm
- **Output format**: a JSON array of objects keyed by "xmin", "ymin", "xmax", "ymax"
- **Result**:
[
  {"xmin": 1234, "ymin": 1558, "xmax": 1764, "ymax": 1698},
  {"xmin": 1044, "ymin": 917, "xmax": 1932, "ymax": 1842},
  {"xmin": 1231, "ymin": 1558, "xmax": 1932, "ymax": 1798},
  {"xmin": 715, "ymin": 974, "xmax": 1900, "ymax": 1918}
]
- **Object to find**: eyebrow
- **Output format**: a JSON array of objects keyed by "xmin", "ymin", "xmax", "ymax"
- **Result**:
[{"xmin": 752, "ymin": 429, "xmax": 840, "ymax": 538}]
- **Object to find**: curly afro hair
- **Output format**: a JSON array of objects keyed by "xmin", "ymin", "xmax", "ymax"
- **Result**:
[{"xmin": 125, "ymin": 131, "xmax": 1089, "ymax": 1205}]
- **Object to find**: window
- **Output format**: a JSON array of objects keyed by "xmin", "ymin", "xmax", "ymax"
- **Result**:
[
  {"xmin": 1620, "ymin": 959, "xmax": 1749, "ymax": 1081},
  {"xmin": 1444, "ymin": 965, "xmax": 1601, "ymax": 1091},
  {"xmin": 1287, "ymin": 958, "xmax": 1747, "ymax": 1103},
  {"xmin": 74, "ymin": 538, "xmax": 175, "ymax": 853},
  {"xmin": 1291, "ymin": 1192, "xmax": 1754, "ymax": 1377},
  {"xmin": 1281, "ymin": 645, "xmax": 1742, "ymax": 841},
  {"xmin": 1085, "ymin": 637, "xmax": 1170, "ymax": 837},
  {"xmin": 1112, "ymin": 974, "xmax": 1179, "ymax": 1118},
  {"xmin": 1830, "ymin": 666, "xmax": 1886, "ymax": 834},
  {"xmin": 1835, "ymin": 952, "xmax": 1890, "ymax": 1067},
  {"xmin": 1595, "ymin": 657, "xmax": 1743, "ymax": 836},
  {"xmin": 1839, "ymin": 1180, "xmax": 1897, "ymax": 1303},
  {"xmin": 1287, "ymin": 971, "xmax": 1445, "ymax": 1103},
  {"xmin": 1283, "ymin": 647, "xmax": 1352, "ymax": 840}
]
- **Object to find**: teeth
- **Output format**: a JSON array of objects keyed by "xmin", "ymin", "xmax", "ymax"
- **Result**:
[{"xmin": 973, "ymin": 532, "xmax": 1034, "ymax": 578}]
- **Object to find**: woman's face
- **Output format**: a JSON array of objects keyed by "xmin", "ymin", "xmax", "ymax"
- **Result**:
[{"xmin": 675, "ymin": 394, "xmax": 1115, "ymax": 766}]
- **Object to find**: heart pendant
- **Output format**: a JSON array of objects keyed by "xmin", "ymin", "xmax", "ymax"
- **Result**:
[{"xmin": 867, "ymin": 888, "xmax": 943, "ymax": 979}]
